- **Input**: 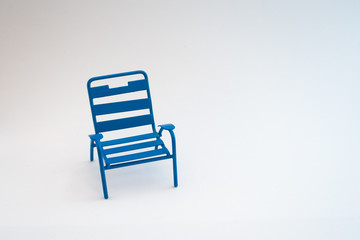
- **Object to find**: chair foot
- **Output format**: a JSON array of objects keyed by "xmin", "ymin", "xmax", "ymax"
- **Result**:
[
  {"xmin": 104, "ymin": 191, "xmax": 109, "ymax": 199},
  {"xmin": 100, "ymin": 172, "xmax": 109, "ymax": 199},
  {"xmin": 99, "ymin": 167, "xmax": 109, "ymax": 199}
]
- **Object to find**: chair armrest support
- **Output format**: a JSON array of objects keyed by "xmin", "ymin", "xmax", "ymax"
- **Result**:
[
  {"xmin": 89, "ymin": 134, "xmax": 107, "ymax": 165},
  {"xmin": 158, "ymin": 124, "xmax": 176, "ymax": 156}
]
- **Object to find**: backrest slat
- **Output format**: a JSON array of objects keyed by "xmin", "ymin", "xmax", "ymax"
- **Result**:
[
  {"xmin": 89, "ymin": 79, "xmax": 147, "ymax": 98},
  {"xmin": 93, "ymin": 99, "xmax": 151, "ymax": 115},
  {"xmin": 96, "ymin": 114, "xmax": 153, "ymax": 133}
]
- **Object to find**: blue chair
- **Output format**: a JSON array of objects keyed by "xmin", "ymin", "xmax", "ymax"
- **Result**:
[{"xmin": 87, "ymin": 70, "xmax": 178, "ymax": 199}]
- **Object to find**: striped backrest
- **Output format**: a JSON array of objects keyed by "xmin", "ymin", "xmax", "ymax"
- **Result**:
[{"xmin": 87, "ymin": 71, "xmax": 156, "ymax": 135}]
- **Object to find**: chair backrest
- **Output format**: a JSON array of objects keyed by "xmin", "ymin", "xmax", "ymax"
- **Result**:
[{"xmin": 87, "ymin": 71, "xmax": 156, "ymax": 137}]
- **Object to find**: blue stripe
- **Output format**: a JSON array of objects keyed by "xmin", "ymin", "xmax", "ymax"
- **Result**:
[
  {"xmin": 103, "ymin": 139, "xmax": 164, "ymax": 155},
  {"xmin": 101, "ymin": 133, "xmax": 160, "ymax": 146},
  {"xmin": 96, "ymin": 114, "xmax": 154, "ymax": 132},
  {"xmin": 106, "ymin": 148, "xmax": 168, "ymax": 164},
  {"xmin": 89, "ymin": 80, "xmax": 147, "ymax": 98},
  {"xmin": 93, "ymin": 98, "xmax": 151, "ymax": 115}
]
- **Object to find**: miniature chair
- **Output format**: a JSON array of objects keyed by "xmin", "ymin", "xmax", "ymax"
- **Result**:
[{"xmin": 87, "ymin": 70, "xmax": 178, "ymax": 199}]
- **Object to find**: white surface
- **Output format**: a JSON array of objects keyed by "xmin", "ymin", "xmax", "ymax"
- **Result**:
[{"xmin": 0, "ymin": 0, "xmax": 359, "ymax": 239}]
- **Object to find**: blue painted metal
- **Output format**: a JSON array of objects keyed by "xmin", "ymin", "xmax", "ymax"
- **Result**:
[
  {"xmin": 87, "ymin": 70, "xmax": 178, "ymax": 199},
  {"xmin": 101, "ymin": 132, "xmax": 160, "ymax": 146},
  {"xmin": 103, "ymin": 139, "xmax": 165, "ymax": 155},
  {"xmin": 90, "ymin": 139, "xmax": 95, "ymax": 161},
  {"xmin": 96, "ymin": 114, "xmax": 154, "ymax": 132},
  {"xmin": 89, "ymin": 134, "xmax": 108, "ymax": 199},
  {"xmin": 93, "ymin": 99, "xmax": 151, "ymax": 115},
  {"xmin": 159, "ymin": 124, "xmax": 178, "ymax": 187},
  {"xmin": 105, "ymin": 155, "xmax": 173, "ymax": 170}
]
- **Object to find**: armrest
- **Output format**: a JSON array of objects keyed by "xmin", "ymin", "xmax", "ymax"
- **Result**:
[
  {"xmin": 89, "ymin": 133, "xmax": 103, "ymax": 141},
  {"xmin": 158, "ymin": 124, "xmax": 175, "ymax": 131}
]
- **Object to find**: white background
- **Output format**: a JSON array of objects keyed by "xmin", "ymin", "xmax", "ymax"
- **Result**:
[{"xmin": 0, "ymin": 0, "xmax": 359, "ymax": 239}]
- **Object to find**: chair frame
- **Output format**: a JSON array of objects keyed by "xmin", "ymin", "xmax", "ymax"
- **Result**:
[{"xmin": 87, "ymin": 70, "xmax": 178, "ymax": 199}]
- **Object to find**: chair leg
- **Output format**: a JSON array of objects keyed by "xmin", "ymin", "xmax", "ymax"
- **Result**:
[
  {"xmin": 167, "ymin": 130, "xmax": 178, "ymax": 187},
  {"xmin": 90, "ymin": 140, "xmax": 95, "ymax": 161},
  {"xmin": 97, "ymin": 150, "xmax": 109, "ymax": 199},
  {"xmin": 172, "ymin": 156, "xmax": 178, "ymax": 187}
]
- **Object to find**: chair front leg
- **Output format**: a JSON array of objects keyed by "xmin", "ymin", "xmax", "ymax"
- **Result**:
[
  {"xmin": 159, "ymin": 126, "xmax": 178, "ymax": 188},
  {"xmin": 96, "ymin": 146, "xmax": 109, "ymax": 199},
  {"xmin": 89, "ymin": 134, "xmax": 109, "ymax": 199},
  {"xmin": 90, "ymin": 139, "xmax": 95, "ymax": 161},
  {"xmin": 168, "ymin": 130, "xmax": 178, "ymax": 187}
]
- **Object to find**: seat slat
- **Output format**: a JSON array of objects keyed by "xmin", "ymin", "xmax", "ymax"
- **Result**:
[
  {"xmin": 105, "ymin": 155, "xmax": 172, "ymax": 170},
  {"xmin": 90, "ymin": 79, "xmax": 147, "ymax": 98},
  {"xmin": 100, "ymin": 133, "xmax": 160, "ymax": 146},
  {"xmin": 93, "ymin": 99, "xmax": 151, "ymax": 116},
  {"xmin": 96, "ymin": 114, "xmax": 154, "ymax": 132},
  {"xmin": 106, "ymin": 148, "xmax": 168, "ymax": 164},
  {"xmin": 103, "ymin": 139, "xmax": 164, "ymax": 155}
]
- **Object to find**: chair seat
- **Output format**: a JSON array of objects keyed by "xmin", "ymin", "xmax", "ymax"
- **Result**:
[
  {"xmin": 101, "ymin": 133, "xmax": 170, "ymax": 165},
  {"xmin": 100, "ymin": 132, "xmax": 160, "ymax": 146},
  {"xmin": 106, "ymin": 148, "xmax": 169, "ymax": 164}
]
